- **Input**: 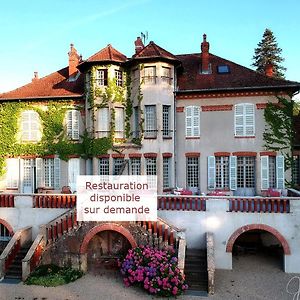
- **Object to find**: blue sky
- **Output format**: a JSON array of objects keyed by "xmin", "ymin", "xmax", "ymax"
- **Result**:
[{"xmin": 0, "ymin": 0, "xmax": 299, "ymax": 94}]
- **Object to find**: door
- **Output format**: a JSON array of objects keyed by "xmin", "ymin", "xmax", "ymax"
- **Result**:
[
  {"xmin": 22, "ymin": 159, "xmax": 35, "ymax": 193},
  {"xmin": 235, "ymin": 156, "xmax": 256, "ymax": 196}
]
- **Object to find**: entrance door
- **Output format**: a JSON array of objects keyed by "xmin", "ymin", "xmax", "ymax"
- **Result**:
[
  {"xmin": 22, "ymin": 159, "xmax": 36, "ymax": 193},
  {"xmin": 236, "ymin": 156, "xmax": 256, "ymax": 196}
]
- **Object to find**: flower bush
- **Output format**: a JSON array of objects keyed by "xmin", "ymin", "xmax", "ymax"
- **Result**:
[{"xmin": 120, "ymin": 245, "xmax": 188, "ymax": 297}]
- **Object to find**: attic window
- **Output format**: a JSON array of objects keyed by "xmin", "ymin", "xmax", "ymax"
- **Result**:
[{"xmin": 217, "ymin": 65, "xmax": 230, "ymax": 74}]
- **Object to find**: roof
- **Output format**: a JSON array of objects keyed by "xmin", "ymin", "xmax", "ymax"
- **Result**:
[
  {"xmin": 176, "ymin": 53, "xmax": 300, "ymax": 93},
  {"xmin": 131, "ymin": 41, "xmax": 179, "ymax": 62},
  {"xmin": 0, "ymin": 67, "xmax": 84, "ymax": 100},
  {"xmin": 85, "ymin": 44, "xmax": 127, "ymax": 63}
]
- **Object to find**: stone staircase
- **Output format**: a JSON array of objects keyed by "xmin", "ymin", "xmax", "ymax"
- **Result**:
[
  {"xmin": 5, "ymin": 243, "xmax": 32, "ymax": 280},
  {"xmin": 184, "ymin": 249, "xmax": 208, "ymax": 293}
]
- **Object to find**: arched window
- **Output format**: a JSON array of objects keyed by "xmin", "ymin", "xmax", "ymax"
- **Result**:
[
  {"xmin": 21, "ymin": 110, "xmax": 41, "ymax": 142},
  {"xmin": 66, "ymin": 110, "xmax": 80, "ymax": 140},
  {"xmin": 185, "ymin": 106, "xmax": 200, "ymax": 137},
  {"xmin": 234, "ymin": 103, "xmax": 255, "ymax": 137}
]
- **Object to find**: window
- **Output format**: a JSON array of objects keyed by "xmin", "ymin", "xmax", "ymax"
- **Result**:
[
  {"xmin": 66, "ymin": 110, "xmax": 80, "ymax": 140},
  {"xmin": 36, "ymin": 158, "xmax": 60, "ymax": 189},
  {"xmin": 144, "ymin": 105, "xmax": 157, "ymax": 138},
  {"xmin": 217, "ymin": 65, "xmax": 230, "ymax": 74},
  {"xmin": 161, "ymin": 67, "xmax": 172, "ymax": 84},
  {"xmin": 162, "ymin": 105, "xmax": 171, "ymax": 137},
  {"xmin": 6, "ymin": 158, "xmax": 19, "ymax": 189},
  {"xmin": 130, "ymin": 158, "xmax": 141, "ymax": 175},
  {"xmin": 97, "ymin": 108, "xmax": 109, "ymax": 137},
  {"xmin": 163, "ymin": 157, "xmax": 171, "ymax": 188},
  {"xmin": 96, "ymin": 69, "xmax": 108, "ymax": 86},
  {"xmin": 114, "ymin": 70, "xmax": 123, "ymax": 86},
  {"xmin": 133, "ymin": 106, "xmax": 140, "ymax": 138},
  {"xmin": 216, "ymin": 156, "xmax": 229, "ymax": 189},
  {"xmin": 143, "ymin": 66, "xmax": 156, "ymax": 84},
  {"xmin": 186, "ymin": 106, "xmax": 200, "ymax": 137},
  {"xmin": 186, "ymin": 157, "xmax": 199, "ymax": 188},
  {"xmin": 115, "ymin": 107, "xmax": 124, "ymax": 139},
  {"xmin": 234, "ymin": 103, "xmax": 255, "ymax": 137},
  {"xmin": 98, "ymin": 158, "xmax": 109, "ymax": 175},
  {"xmin": 21, "ymin": 110, "xmax": 41, "ymax": 142},
  {"xmin": 261, "ymin": 155, "xmax": 285, "ymax": 190},
  {"xmin": 113, "ymin": 158, "xmax": 125, "ymax": 175},
  {"xmin": 292, "ymin": 155, "xmax": 300, "ymax": 186},
  {"xmin": 146, "ymin": 157, "xmax": 157, "ymax": 188},
  {"xmin": 0, "ymin": 223, "xmax": 11, "ymax": 242},
  {"xmin": 237, "ymin": 156, "xmax": 255, "ymax": 188}
]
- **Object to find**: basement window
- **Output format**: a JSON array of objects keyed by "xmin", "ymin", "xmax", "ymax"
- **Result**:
[{"xmin": 217, "ymin": 65, "xmax": 230, "ymax": 74}]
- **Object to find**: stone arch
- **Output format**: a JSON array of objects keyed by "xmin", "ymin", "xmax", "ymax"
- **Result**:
[
  {"xmin": 226, "ymin": 224, "xmax": 290, "ymax": 255},
  {"xmin": 0, "ymin": 219, "xmax": 14, "ymax": 236},
  {"xmin": 80, "ymin": 223, "xmax": 137, "ymax": 254}
]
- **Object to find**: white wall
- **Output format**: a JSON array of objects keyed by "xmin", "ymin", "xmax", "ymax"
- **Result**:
[
  {"xmin": 159, "ymin": 198, "xmax": 300, "ymax": 273},
  {"xmin": 0, "ymin": 196, "xmax": 68, "ymax": 238}
]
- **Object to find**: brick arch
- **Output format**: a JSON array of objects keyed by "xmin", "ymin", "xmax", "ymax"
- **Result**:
[
  {"xmin": 0, "ymin": 219, "xmax": 14, "ymax": 236},
  {"xmin": 226, "ymin": 224, "xmax": 290, "ymax": 255},
  {"xmin": 80, "ymin": 223, "xmax": 138, "ymax": 254}
]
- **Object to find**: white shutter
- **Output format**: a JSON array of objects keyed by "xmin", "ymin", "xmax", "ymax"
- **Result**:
[
  {"xmin": 72, "ymin": 110, "xmax": 80, "ymax": 140},
  {"xmin": 207, "ymin": 156, "xmax": 216, "ymax": 190},
  {"xmin": 68, "ymin": 158, "xmax": 80, "ymax": 192},
  {"xmin": 54, "ymin": 158, "xmax": 60, "ymax": 190},
  {"xmin": 261, "ymin": 156, "xmax": 269, "ymax": 190},
  {"xmin": 35, "ymin": 158, "xmax": 44, "ymax": 188},
  {"xmin": 66, "ymin": 110, "xmax": 73, "ymax": 138},
  {"xmin": 98, "ymin": 108, "xmax": 109, "ymax": 133},
  {"xmin": 235, "ymin": 104, "xmax": 244, "ymax": 136},
  {"xmin": 185, "ymin": 106, "xmax": 192, "ymax": 137},
  {"xmin": 229, "ymin": 156, "xmax": 237, "ymax": 190},
  {"xmin": 115, "ymin": 107, "xmax": 124, "ymax": 138},
  {"xmin": 6, "ymin": 158, "xmax": 19, "ymax": 188},
  {"xmin": 276, "ymin": 155, "xmax": 285, "ymax": 189},
  {"xmin": 245, "ymin": 104, "xmax": 255, "ymax": 136},
  {"xmin": 193, "ymin": 106, "xmax": 200, "ymax": 136}
]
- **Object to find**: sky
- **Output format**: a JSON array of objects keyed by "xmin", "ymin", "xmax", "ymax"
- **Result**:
[{"xmin": 0, "ymin": 0, "xmax": 299, "ymax": 97}]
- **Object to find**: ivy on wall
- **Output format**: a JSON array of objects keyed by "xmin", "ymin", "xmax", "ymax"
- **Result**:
[
  {"xmin": 0, "ymin": 63, "xmax": 143, "ymax": 176},
  {"xmin": 263, "ymin": 96, "xmax": 295, "ymax": 184}
]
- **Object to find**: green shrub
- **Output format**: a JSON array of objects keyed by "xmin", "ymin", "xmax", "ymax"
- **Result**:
[{"xmin": 25, "ymin": 264, "xmax": 83, "ymax": 287}]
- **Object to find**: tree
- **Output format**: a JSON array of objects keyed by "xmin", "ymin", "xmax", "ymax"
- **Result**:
[{"xmin": 252, "ymin": 28, "xmax": 286, "ymax": 78}]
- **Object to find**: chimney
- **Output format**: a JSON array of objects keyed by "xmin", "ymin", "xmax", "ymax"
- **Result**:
[
  {"xmin": 68, "ymin": 43, "xmax": 80, "ymax": 77},
  {"xmin": 265, "ymin": 63, "xmax": 273, "ymax": 77},
  {"xmin": 134, "ymin": 37, "xmax": 144, "ymax": 54},
  {"xmin": 201, "ymin": 34, "xmax": 210, "ymax": 74},
  {"xmin": 32, "ymin": 71, "xmax": 39, "ymax": 82}
]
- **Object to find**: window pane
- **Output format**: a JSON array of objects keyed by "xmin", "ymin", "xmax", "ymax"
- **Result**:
[
  {"xmin": 44, "ymin": 158, "xmax": 54, "ymax": 187},
  {"xmin": 113, "ymin": 158, "xmax": 125, "ymax": 175},
  {"xmin": 237, "ymin": 156, "xmax": 255, "ymax": 188},
  {"xmin": 115, "ymin": 107, "xmax": 124, "ymax": 139},
  {"xmin": 144, "ymin": 105, "xmax": 157, "ymax": 138},
  {"xmin": 98, "ymin": 158, "xmax": 109, "ymax": 175},
  {"xmin": 215, "ymin": 156, "xmax": 229, "ymax": 189},
  {"xmin": 163, "ymin": 157, "xmax": 171, "ymax": 188},
  {"xmin": 143, "ymin": 66, "xmax": 156, "ymax": 84},
  {"xmin": 187, "ymin": 157, "xmax": 199, "ymax": 188},
  {"xmin": 130, "ymin": 158, "xmax": 141, "ymax": 175},
  {"xmin": 162, "ymin": 105, "xmax": 171, "ymax": 137}
]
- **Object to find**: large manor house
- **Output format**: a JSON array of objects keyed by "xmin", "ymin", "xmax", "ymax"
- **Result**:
[{"xmin": 0, "ymin": 34, "xmax": 299, "ymax": 292}]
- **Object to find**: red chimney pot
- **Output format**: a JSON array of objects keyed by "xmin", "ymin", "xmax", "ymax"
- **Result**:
[
  {"xmin": 134, "ymin": 37, "xmax": 144, "ymax": 54},
  {"xmin": 201, "ymin": 33, "xmax": 210, "ymax": 74},
  {"xmin": 265, "ymin": 63, "xmax": 274, "ymax": 77},
  {"xmin": 68, "ymin": 43, "xmax": 80, "ymax": 77}
]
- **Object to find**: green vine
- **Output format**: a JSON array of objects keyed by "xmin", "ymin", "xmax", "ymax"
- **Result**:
[{"xmin": 263, "ymin": 96, "xmax": 295, "ymax": 185}]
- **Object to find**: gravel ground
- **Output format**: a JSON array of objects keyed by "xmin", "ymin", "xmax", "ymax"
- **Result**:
[{"xmin": 0, "ymin": 253, "xmax": 299, "ymax": 300}]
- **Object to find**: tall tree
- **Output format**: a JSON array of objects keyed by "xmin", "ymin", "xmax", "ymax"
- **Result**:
[{"xmin": 252, "ymin": 28, "xmax": 286, "ymax": 78}]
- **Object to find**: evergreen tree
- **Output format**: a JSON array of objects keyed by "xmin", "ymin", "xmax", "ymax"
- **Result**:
[{"xmin": 252, "ymin": 28, "xmax": 286, "ymax": 78}]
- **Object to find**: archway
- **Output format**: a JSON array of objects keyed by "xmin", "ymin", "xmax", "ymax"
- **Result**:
[
  {"xmin": 0, "ymin": 219, "xmax": 14, "ymax": 253},
  {"xmin": 80, "ymin": 224, "xmax": 137, "ymax": 274},
  {"xmin": 226, "ymin": 224, "xmax": 290, "ymax": 271}
]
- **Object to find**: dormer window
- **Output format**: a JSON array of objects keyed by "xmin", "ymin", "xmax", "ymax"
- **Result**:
[
  {"xmin": 96, "ymin": 69, "xmax": 108, "ymax": 86},
  {"xmin": 217, "ymin": 65, "xmax": 230, "ymax": 74},
  {"xmin": 114, "ymin": 70, "xmax": 123, "ymax": 86}
]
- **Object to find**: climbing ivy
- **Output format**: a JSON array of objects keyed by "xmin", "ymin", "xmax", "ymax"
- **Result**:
[{"xmin": 263, "ymin": 96, "xmax": 295, "ymax": 183}]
